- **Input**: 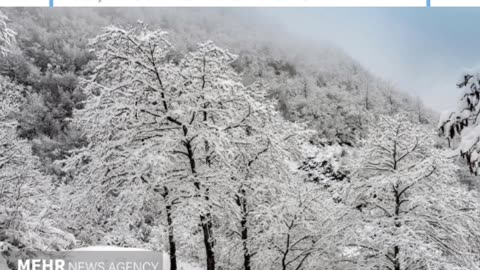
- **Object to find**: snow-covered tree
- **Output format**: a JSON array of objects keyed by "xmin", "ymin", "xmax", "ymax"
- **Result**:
[
  {"xmin": 208, "ymin": 81, "xmax": 323, "ymax": 270},
  {"xmin": 255, "ymin": 179, "xmax": 342, "ymax": 270},
  {"xmin": 298, "ymin": 143, "xmax": 350, "ymax": 203},
  {"xmin": 0, "ymin": 10, "xmax": 15, "ymax": 57},
  {"xmin": 439, "ymin": 70, "xmax": 480, "ymax": 174},
  {"xmin": 0, "ymin": 76, "xmax": 74, "ymax": 257},
  {"xmin": 58, "ymin": 24, "xmax": 191, "ymax": 269},
  {"xmin": 284, "ymin": 85, "xmax": 370, "ymax": 146},
  {"xmin": 60, "ymin": 24, "xmax": 305, "ymax": 270},
  {"xmin": 343, "ymin": 114, "xmax": 480, "ymax": 270}
]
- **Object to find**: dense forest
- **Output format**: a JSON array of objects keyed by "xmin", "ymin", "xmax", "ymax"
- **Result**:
[{"xmin": 1, "ymin": 8, "xmax": 479, "ymax": 270}]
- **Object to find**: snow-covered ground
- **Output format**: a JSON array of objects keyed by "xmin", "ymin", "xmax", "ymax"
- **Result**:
[{"xmin": 0, "ymin": 255, "xmax": 7, "ymax": 270}]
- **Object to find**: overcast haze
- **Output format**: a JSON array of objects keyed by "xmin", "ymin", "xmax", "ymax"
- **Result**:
[{"xmin": 251, "ymin": 8, "xmax": 479, "ymax": 112}]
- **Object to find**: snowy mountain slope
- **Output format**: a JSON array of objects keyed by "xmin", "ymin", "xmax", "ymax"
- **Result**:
[{"xmin": 4, "ymin": 8, "xmax": 436, "ymax": 146}]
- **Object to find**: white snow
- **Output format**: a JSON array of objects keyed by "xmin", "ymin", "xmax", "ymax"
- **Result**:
[
  {"xmin": 438, "ymin": 110, "xmax": 454, "ymax": 129},
  {"xmin": 0, "ymin": 255, "xmax": 7, "ymax": 270}
]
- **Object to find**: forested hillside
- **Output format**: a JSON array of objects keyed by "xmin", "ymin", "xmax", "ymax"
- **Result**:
[
  {"xmin": 1, "ymin": 8, "xmax": 478, "ymax": 270},
  {"xmin": 2, "ymin": 8, "xmax": 436, "ymax": 165}
]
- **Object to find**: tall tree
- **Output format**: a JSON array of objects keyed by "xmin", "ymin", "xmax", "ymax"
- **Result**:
[
  {"xmin": 214, "ymin": 81, "xmax": 321, "ymax": 270},
  {"xmin": 60, "ymin": 24, "xmax": 288, "ymax": 270},
  {"xmin": 343, "ymin": 114, "xmax": 480, "ymax": 270}
]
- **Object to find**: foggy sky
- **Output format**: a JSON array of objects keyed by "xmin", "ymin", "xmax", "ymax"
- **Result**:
[{"xmin": 253, "ymin": 8, "xmax": 477, "ymax": 112}]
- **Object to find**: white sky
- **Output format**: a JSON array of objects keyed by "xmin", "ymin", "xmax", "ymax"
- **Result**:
[{"xmin": 255, "ymin": 8, "xmax": 479, "ymax": 112}]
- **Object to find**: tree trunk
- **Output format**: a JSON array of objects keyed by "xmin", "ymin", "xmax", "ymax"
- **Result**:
[
  {"xmin": 236, "ymin": 188, "xmax": 251, "ymax": 270},
  {"xmin": 202, "ymin": 132, "xmax": 216, "ymax": 270},
  {"xmin": 201, "ymin": 213, "xmax": 215, "ymax": 270},
  {"xmin": 241, "ymin": 223, "xmax": 251, "ymax": 270},
  {"xmin": 393, "ymin": 246, "xmax": 400, "ymax": 270},
  {"xmin": 184, "ymin": 138, "xmax": 216, "ymax": 270},
  {"xmin": 393, "ymin": 183, "xmax": 401, "ymax": 270},
  {"xmin": 161, "ymin": 187, "xmax": 177, "ymax": 270},
  {"xmin": 303, "ymin": 80, "xmax": 308, "ymax": 98},
  {"xmin": 166, "ymin": 204, "xmax": 177, "ymax": 270},
  {"xmin": 281, "ymin": 232, "xmax": 291, "ymax": 270}
]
